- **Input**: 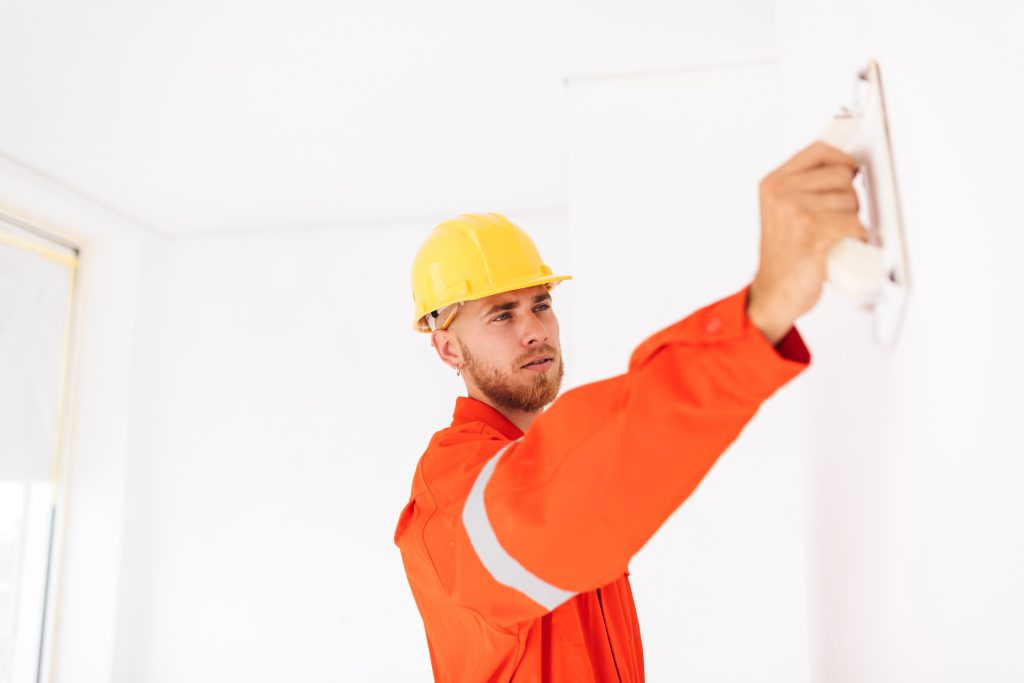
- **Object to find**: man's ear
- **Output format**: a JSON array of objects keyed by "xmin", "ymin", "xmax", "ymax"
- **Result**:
[{"xmin": 431, "ymin": 330, "xmax": 464, "ymax": 371}]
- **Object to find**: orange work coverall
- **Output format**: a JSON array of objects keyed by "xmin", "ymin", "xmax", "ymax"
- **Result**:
[{"xmin": 395, "ymin": 286, "xmax": 810, "ymax": 681}]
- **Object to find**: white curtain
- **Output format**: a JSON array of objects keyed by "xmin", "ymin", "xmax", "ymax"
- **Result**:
[{"xmin": 0, "ymin": 217, "xmax": 76, "ymax": 482}]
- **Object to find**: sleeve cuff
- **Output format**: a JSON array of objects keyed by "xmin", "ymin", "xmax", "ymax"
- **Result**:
[{"xmin": 770, "ymin": 324, "xmax": 810, "ymax": 364}]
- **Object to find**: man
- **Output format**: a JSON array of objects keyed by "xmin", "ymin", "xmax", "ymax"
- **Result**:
[{"xmin": 395, "ymin": 141, "xmax": 866, "ymax": 681}]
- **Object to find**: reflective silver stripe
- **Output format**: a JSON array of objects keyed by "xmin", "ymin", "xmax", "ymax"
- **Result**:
[{"xmin": 462, "ymin": 441, "xmax": 575, "ymax": 611}]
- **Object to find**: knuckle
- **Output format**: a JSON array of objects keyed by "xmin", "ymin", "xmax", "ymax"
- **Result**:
[
  {"xmin": 850, "ymin": 218, "xmax": 870, "ymax": 240},
  {"xmin": 829, "ymin": 191, "xmax": 857, "ymax": 212},
  {"xmin": 833, "ymin": 167, "xmax": 854, "ymax": 184}
]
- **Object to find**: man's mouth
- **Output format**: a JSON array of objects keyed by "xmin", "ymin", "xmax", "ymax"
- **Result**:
[{"xmin": 521, "ymin": 356, "xmax": 554, "ymax": 371}]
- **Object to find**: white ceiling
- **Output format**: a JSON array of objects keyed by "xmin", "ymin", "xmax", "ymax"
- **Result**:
[{"xmin": 0, "ymin": 0, "xmax": 776, "ymax": 235}]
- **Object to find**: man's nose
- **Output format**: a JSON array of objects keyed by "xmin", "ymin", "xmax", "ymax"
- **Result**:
[{"xmin": 522, "ymin": 311, "xmax": 550, "ymax": 346}]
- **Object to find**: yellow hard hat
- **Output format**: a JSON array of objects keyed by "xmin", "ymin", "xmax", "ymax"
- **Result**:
[{"xmin": 411, "ymin": 213, "xmax": 572, "ymax": 332}]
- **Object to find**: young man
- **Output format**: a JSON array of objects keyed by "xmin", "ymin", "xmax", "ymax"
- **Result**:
[{"xmin": 396, "ymin": 141, "xmax": 866, "ymax": 681}]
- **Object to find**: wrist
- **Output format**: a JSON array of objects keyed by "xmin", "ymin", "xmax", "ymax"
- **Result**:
[{"xmin": 746, "ymin": 287, "xmax": 793, "ymax": 346}]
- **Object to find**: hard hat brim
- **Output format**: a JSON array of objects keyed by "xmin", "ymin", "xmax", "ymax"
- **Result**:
[{"xmin": 414, "ymin": 273, "xmax": 572, "ymax": 333}]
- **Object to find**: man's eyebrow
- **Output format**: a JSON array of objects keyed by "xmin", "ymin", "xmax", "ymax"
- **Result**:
[{"xmin": 479, "ymin": 293, "xmax": 552, "ymax": 318}]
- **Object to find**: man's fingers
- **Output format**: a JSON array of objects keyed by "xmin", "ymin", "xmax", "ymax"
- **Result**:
[
  {"xmin": 778, "ymin": 140, "xmax": 859, "ymax": 175},
  {"xmin": 826, "ymin": 213, "xmax": 870, "ymax": 244},
  {"xmin": 792, "ymin": 165, "xmax": 858, "ymax": 192},
  {"xmin": 821, "ymin": 190, "xmax": 859, "ymax": 213},
  {"xmin": 798, "ymin": 190, "xmax": 860, "ymax": 213}
]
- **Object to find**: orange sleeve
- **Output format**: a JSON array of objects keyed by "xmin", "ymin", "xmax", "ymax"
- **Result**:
[{"xmin": 484, "ymin": 284, "xmax": 810, "ymax": 593}]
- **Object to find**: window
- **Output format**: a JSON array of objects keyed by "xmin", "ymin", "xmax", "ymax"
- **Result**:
[{"xmin": 0, "ymin": 215, "xmax": 78, "ymax": 683}]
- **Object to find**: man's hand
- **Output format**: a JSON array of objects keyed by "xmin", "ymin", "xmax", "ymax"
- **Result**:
[{"xmin": 747, "ymin": 141, "xmax": 870, "ymax": 345}]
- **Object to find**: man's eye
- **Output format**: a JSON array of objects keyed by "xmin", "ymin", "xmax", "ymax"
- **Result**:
[
  {"xmin": 534, "ymin": 304, "xmax": 551, "ymax": 312},
  {"xmin": 493, "ymin": 312, "xmax": 511, "ymax": 322}
]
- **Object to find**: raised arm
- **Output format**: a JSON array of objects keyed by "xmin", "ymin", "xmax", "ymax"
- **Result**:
[{"xmin": 446, "ymin": 285, "xmax": 809, "ymax": 626}]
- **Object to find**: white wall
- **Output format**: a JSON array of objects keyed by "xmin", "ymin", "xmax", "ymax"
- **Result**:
[
  {"xmin": 774, "ymin": 2, "xmax": 1024, "ymax": 681},
  {"xmin": 566, "ymin": 62, "xmax": 813, "ymax": 682}
]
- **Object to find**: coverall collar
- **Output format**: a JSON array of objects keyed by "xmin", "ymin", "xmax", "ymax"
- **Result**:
[{"xmin": 452, "ymin": 396, "xmax": 524, "ymax": 441}]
